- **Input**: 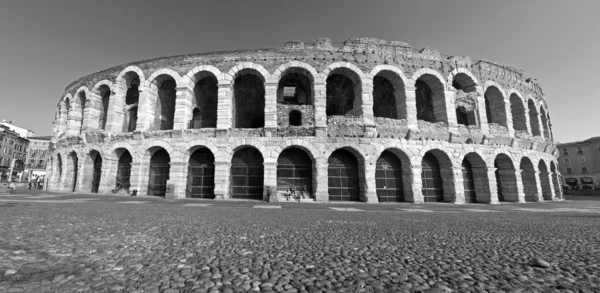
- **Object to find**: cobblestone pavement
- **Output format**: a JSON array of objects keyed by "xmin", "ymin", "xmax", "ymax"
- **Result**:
[{"xmin": 0, "ymin": 192, "xmax": 599, "ymax": 292}]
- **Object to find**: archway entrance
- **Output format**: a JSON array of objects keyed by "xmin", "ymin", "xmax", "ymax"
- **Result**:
[
  {"xmin": 494, "ymin": 154, "xmax": 518, "ymax": 202},
  {"xmin": 328, "ymin": 149, "xmax": 360, "ymax": 201},
  {"xmin": 520, "ymin": 157, "xmax": 538, "ymax": 202},
  {"xmin": 147, "ymin": 149, "xmax": 170, "ymax": 197},
  {"xmin": 375, "ymin": 151, "xmax": 404, "ymax": 202},
  {"xmin": 461, "ymin": 158, "xmax": 476, "ymax": 203},
  {"xmin": 67, "ymin": 152, "xmax": 78, "ymax": 192},
  {"xmin": 277, "ymin": 148, "xmax": 313, "ymax": 198},
  {"xmin": 186, "ymin": 148, "xmax": 215, "ymax": 199},
  {"xmin": 421, "ymin": 152, "xmax": 443, "ymax": 202},
  {"xmin": 90, "ymin": 151, "xmax": 102, "ymax": 193},
  {"xmin": 231, "ymin": 147, "xmax": 264, "ymax": 199},
  {"xmin": 538, "ymin": 160, "xmax": 552, "ymax": 200},
  {"xmin": 116, "ymin": 151, "xmax": 132, "ymax": 191}
]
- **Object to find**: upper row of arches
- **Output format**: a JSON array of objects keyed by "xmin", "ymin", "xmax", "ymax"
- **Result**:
[{"xmin": 55, "ymin": 62, "xmax": 553, "ymax": 139}]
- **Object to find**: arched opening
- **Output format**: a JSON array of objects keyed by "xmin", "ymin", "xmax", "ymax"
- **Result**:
[
  {"xmin": 98, "ymin": 85, "xmax": 110, "ymax": 130},
  {"xmin": 494, "ymin": 154, "xmax": 518, "ymax": 202},
  {"xmin": 116, "ymin": 150, "xmax": 132, "ymax": 191},
  {"xmin": 484, "ymin": 86, "xmax": 507, "ymax": 127},
  {"xmin": 326, "ymin": 68, "xmax": 361, "ymax": 117},
  {"xmin": 277, "ymin": 68, "xmax": 313, "ymax": 105},
  {"xmin": 192, "ymin": 73, "xmax": 218, "ymax": 128},
  {"xmin": 376, "ymin": 151, "xmax": 404, "ymax": 202},
  {"xmin": 462, "ymin": 153, "xmax": 490, "ymax": 203},
  {"xmin": 65, "ymin": 98, "xmax": 72, "ymax": 126},
  {"xmin": 421, "ymin": 152, "xmax": 444, "ymax": 202},
  {"xmin": 289, "ymin": 110, "xmax": 302, "ymax": 126},
  {"xmin": 77, "ymin": 91, "xmax": 87, "ymax": 132},
  {"xmin": 231, "ymin": 147, "xmax": 264, "ymax": 199},
  {"xmin": 233, "ymin": 70, "xmax": 265, "ymax": 128},
  {"xmin": 328, "ymin": 149, "xmax": 360, "ymax": 201},
  {"xmin": 66, "ymin": 152, "xmax": 78, "ymax": 192},
  {"xmin": 528, "ymin": 100, "xmax": 541, "ymax": 136},
  {"xmin": 186, "ymin": 148, "xmax": 215, "ymax": 199},
  {"xmin": 277, "ymin": 148, "xmax": 313, "ymax": 199},
  {"xmin": 453, "ymin": 73, "xmax": 478, "ymax": 126},
  {"xmin": 540, "ymin": 107, "xmax": 550, "ymax": 139},
  {"xmin": 538, "ymin": 160, "xmax": 552, "ymax": 200},
  {"xmin": 520, "ymin": 157, "xmax": 538, "ymax": 202},
  {"xmin": 56, "ymin": 154, "xmax": 63, "ymax": 185},
  {"xmin": 373, "ymin": 70, "xmax": 406, "ymax": 119},
  {"xmin": 151, "ymin": 75, "xmax": 177, "ymax": 130},
  {"xmin": 462, "ymin": 158, "xmax": 476, "ymax": 203},
  {"xmin": 147, "ymin": 148, "xmax": 170, "ymax": 197},
  {"xmin": 416, "ymin": 74, "xmax": 445, "ymax": 123},
  {"xmin": 122, "ymin": 72, "xmax": 140, "ymax": 132},
  {"xmin": 90, "ymin": 150, "xmax": 102, "ymax": 193},
  {"xmin": 550, "ymin": 162, "xmax": 561, "ymax": 199},
  {"xmin": 509, "ymin": 94, "xmax": 527, "ymax": 132}
]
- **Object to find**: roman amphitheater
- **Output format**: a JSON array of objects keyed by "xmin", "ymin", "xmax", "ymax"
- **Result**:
[{"xmin": 47, "ymin": 37, "xmax": 562, "ymax": 204}]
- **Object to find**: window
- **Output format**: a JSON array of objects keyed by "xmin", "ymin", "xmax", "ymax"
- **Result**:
[
  {"xmin": 582, "ymin": 167, "xmax": 588, "ymax": 173},
  {"xmin": 577, "ymin": 147, "xmax": 583, "ymax": 154},
  {"xmin": 566, "ymin": 168, "xmax": 573, "ymax": 174},
  {"xmin": 562, "ymin": 148, "xmax": 568, "ymax": 155},
  {"xmin": 578, "ymin": 157, "xmax": 586, "ymax": 163},
  {"xmin": 564, "ymin": 158, "xmax": 570, "ymax": 163}
]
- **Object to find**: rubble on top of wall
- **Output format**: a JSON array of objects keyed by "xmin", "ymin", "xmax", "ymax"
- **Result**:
[
  {"xmin": 327, "ymin": 116, "xmax": 376, "ymax": 138},
  {"xmin": 488, "ymin": 123, "xmax": 511, "ymax": 137},
  {"xmin": 374, "ymin": 117, "xmax": 409, "ymax": 139},
  {"xmin": 447, "ymin": 56, "xmax": 472, "ymax": 67},
  {"xmin": 418, "ymin": 47, "xmax": 442, "ymax": 60},
  {"xmin": 455, "ymin": 125, "xmax": 485, "ymax": 144},
  {"xmin": 182, "ymin": 128, "xmax": 217, "ymax": 138},
  {"xmin": 412, "ymin": 120, "xmax": 449, "ymax": 141},
  {"xmin": 284, "ymin": 40, "xmax": 305, "ymax": 50},
  {"xmin": 228, "ymin": 128, "xmax": 264, "ymax": 137},
  {"xmin": 314, "ymin": 38, "xmax": 335, "ymax": 50},
  {"xmin": 514, "ymin": 130, "xmax": 530, "ymax": 139},
  {"xmin": 455, "ymin": 90, "xmax": 479, "ymax": 112}
]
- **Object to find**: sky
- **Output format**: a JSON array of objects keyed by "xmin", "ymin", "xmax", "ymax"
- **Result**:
[{"xmin": 0, "ymin": 0, "xmax": 597, "ymax": 142}]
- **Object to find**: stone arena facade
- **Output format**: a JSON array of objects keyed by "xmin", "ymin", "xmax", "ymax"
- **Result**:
[{"xmin": 46, "ymin": 37, "xmax": 562, "ymax": 204}]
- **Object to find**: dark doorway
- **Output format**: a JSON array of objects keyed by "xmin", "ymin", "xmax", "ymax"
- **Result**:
[
  {"xmin": 289, "ymin": 110, "xmax": 302, "ymax": 126},
  {"xmin": 277, "ymin": 148, "xmax": 313, "ymax": 197},
  {"xmin": 328, "ymin": 149, "xmax": 360, "ymax": 201},
  {"xmin": 376, "ymin": 151, "xmax": 404, "ymax": 202},
  {"xmin": 69, "ymin": 152, "xmax": 78, "ymax": 192},
  {"xmin": 520, "ymin": 158, "xmax": 537, "ymax": 202},
  {"xmin": 91, "ymin": 151, "xmax": 102, "ymax": 193},
  {"xmin": 461, "ymin": 158, "xmax": 476, "ymax": 203},
  {"xmin": 117, "ymin": 151, "xmax": 132, "ymax": 191},
  {"xmin": 421, "ymin": 152, "xmax": 443, "ymax": 202},
  {"xmin": 147, "ymin": 149, "xmax": 170, "ymax": 197},
  {"xmin": 231, "ymin": 147, "xmax": 264, "ymax": 199},
  {"xmin": 186, "ymin": 148, "xmax": 215, "ymax": 199},
  {"xmin": 233, "ymin": 72, "xmax": 265, "ymax": 128}
]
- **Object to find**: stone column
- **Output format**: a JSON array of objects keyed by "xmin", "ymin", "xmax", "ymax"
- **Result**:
[
  {"xmin": 484, "ymin": 168, "xmax": 500, "ymax": 204},
  {"xmin": 445, "ymin": 167, "xmax": 463, "ymax": 204},
  {"xmin": 216, "ymin": 83, "xmax": 233, "ymax": 130},
  {"xmin": 410, "ymin": 167, "xmax": 424, "ymax": 203},
  {"xmin": 523, "ymin": 106, "xmax": 532, "ymax": 135},
  {"xmin": 106, "ymin": 87, "xmax": 125, "ymax": 132},
  {"xmin": 475, "ymin": 94, "xmax": 490, "ymax": 134},
  {"xmin": 129, "ymin": 162, "xmax": 145, "ymax": 195},
  {"xmin": 264, "ymin": 82, "xmax": 278, "ymax": 129},
  {"xmin": 173, "ymin": 86, "xmax": 194, "ymax": 130},
  {"xmin": 545, "ymin": 171, "xmax": 556, "ymax": 200},
  {"xmin": 167, "ymin": 161, "xmax": 188, "ymax": 199},
  {"xmin": 404, "ymin": 86, "xmax": 419, "ymax": 131},
  {"xmin": 503, "ymin": 99, "xmax": 515, "ymax": 137},
  {"xmin": 99, "ymin": 158, "xmax": 117, "ymax": 194},
  {"xmin": 361, "ymin": 164, "xmax": 378, "ymax": 203},
  {"xmin": 532, "ymin": 170, "xmax": 543, "ymax": 201},
  {"xmin": 137, "ymin": 85, "xmax": 157, "ymax": 131},
  {"xmin": 313, "ymin": 79, "xmax": 327, "ymax": 136},
  {"xmin": 514, "ymin": 169, "xmax": 526, "ymax": 203},
  {"xmin": 57, "ymin": 107, "xmax": 68, "ymax": 135},
  {"xmin": 443, "ymin": 90, "xmax": 458, "ymax": 134},
  {"xmin": 314, "ymin": 160, "xmax": 329, "ymax": 202},
  {"xmin": 360, "ymin": 79, "xmax": 375, "ymax": 124},
  {"xmin": 213, "ymin": 161, "xmax": 230, "ymax": 200},
  {"xmin": 84, "ymin": 93, "xmax": 101, "ymax": 131},
  {"xmin": 537, "ymin": 113, "xmax": 546, "ymax": 139},
  {"xmin": 74, "ymin": 157, "xmax": 89, "ymax": 193},
  {"xmin": 263, "ymin": 162, "xmax": 277, "ymax": 200},
  {"xmin": 65, "ymin": 108, "xmax": 82, "ymax": 137}
]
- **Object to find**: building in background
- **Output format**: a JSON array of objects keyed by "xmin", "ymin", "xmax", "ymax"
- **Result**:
[
  {"xmin": 557, "ymin": 136, "xmax": 600, "ymax": 189},
  {"xmin": 24, "ymin": 136, "xmax": 51, "ymax": 184},
  {"xmin": 0, "ymin": 125, "xmax": 30, "ymax": 181},
  {"xmin": 1, "ymin": 119, "xmax": 35, "ymax": 138}
]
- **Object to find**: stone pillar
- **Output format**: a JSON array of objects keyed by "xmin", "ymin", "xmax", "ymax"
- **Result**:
[
  {"xmin": 263, "ymin": 162, "xmax": 277, "ymax": 200},
  {"xmin": 514, "ymin": 170, "xmax": 526, "ymax": 203},
  {"xmin": 537, "ymin": 113, "xmax": 546, "ymax": 139},
  {"xmin": 545, "ymin": 171, "xmax": 556, "ymax": 200},
  {"xmin": 503, "ymin": 99, "xmax": 515, "ymax": 137},
  {"xmin": 475, "ymin": 94, "xmax": 490, "ymax": 134},
  {"xmin": 443, "ymin": 90, "xmax": 458, "ymax": 133},
  {"xmin": 168, "ymin": 161, "xmax": 188, "ymax": 199},
  {"xmin": 360, "ymin": 79, "xmax": 375, "ymax": 124},
  {"xmin": 213, "ymin": 161, "xmax": 230, "ymax": 200},
  {"xmin": 361, "ymin": 164, "xmax": 378, "ymax": 203},
  {"xmin": 264, "ymin": 82, "xmax": 278, "ymax": 129},
  {"xmin": 137, "ymin": 85, "xmax": 157, "ymax": 131},
  {"xmin": 173, "ymin": 86, "xmax": 194, "ymax": 130},
  {"xmin": 65, "ymin": 107, "xmax": 82, "ymax": 137},
  {"xmin": 106, "ymin": 86, "xmax": 125, "ymax": 132},
  {"xmin": 99, "ymin": 158, "xmax": 117, "ymax": 194},
  {"xmin": 532, "ymin": 170, "xmax": 543, "ymax": 201},
  {"xmin": 313, "ymin": 79, "xmax": 327, "ymax": 136},
  {"xmin": 446, "ymin": 167, "xmax": 464, "ymax": 204},
  {"xmin": 74, "ymin": 157, "xmax": 89, "ymax": 193},
  {"xmin": 314, "ymin": 160, "xmax": 329, "ymax": 202},
  {"xmin": 404, "ymin": 86, "xmax": 419, "ymax": 131},
  {"xmin": 216, "ymin": 83, "xmax": 233, "ymax": 130},
  {"xmin": 410, "ymin": 167, "xmax": 424, "ymax": 203},
  {"xmin": 85, "ymin": 93, "xmax": 101, "ymax": 131},
  {"xmin": 523, "ymin": 106, "xmax": 532, "ymax": 135},
  {"xmin": 129, "ymin": 162, "xmax": 145, "ymax": 196},
  {"xmin": 57, "ymin": 107, "xmax": 68, "ymax": 136},
  {"xmin": 484, "ymin": 168, "xmax": 500, "ymax": 204}
]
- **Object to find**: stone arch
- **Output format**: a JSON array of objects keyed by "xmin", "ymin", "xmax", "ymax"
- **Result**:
[
  {"xmin": 325, "ymin": 63, "xmax": 364, "ymax": 117},
  {"xmin": 183, "ymin": 65, "xmax": 225, "ymax": 86},
  {"xmin": 550, "ymin": 161, "xmax": 561, "ymax": 199},
  {"xmin": 484, "ymin": 86, "xmax": 508, "ymax": 127},
  {"xmin": 370, "ymin": 65, "xmax": 410, "ymax": 86},
  {"xmin": 420, "ymin": 149, "xmax": 455, "ymax": 202},
  {"xmin": 272, "ymin": 61, "xmax": 319, "ymax": 83},
  {"xmin": 224, "ymin": 140, "xmax": 269, "ymax": 163},
  {"xmin": 276, "ymin": 65, "xmax": 315, "ymax": 106},
  {"xmin": 108, "ymin": 142, "xmax": 136, "ymax": 161},
  {"xmin": 539, "ymin": 105, "xmax": 550, "ymax": 139},
  {"xmin": 494, "ymin": 153, "xmax": 518, "ymax": 202},
  {"xmin": 188, "ymin": 70, "xmax": 219, "ymax": 129},
  {"xmin": 277, "ymin": 147, "xmax": 314, "ymax": 199},
  {"xmin": 74, "ymin": 87, "xmax": 90, "ymax": 133},
  {"xmin": 82, "ymin": 149, "xmax": 103, "ymax": 193},
  {"xmin": 186, "ymin": 147, "xmax": 216, "ymax": 199},
  {"xmin": 372, "ymin": 67, "xmax": 407, "ymax": 120},
  {"xmin": 509, "ymin": 92, "xmax": 528, "ymax": 133},
  {"xmin": 181, "ymin": 139, "xmax": 220, "ymax": 162},
  {"xmin": 142, "ymin": 140, "xmax": 176, "ymax": 161},
  {"xmin": 412, "ymin": 69, "xmax": 447, "ymax": 123},
  {"xmin": 146, "ymin": 71, "xmax": 180, "ymax": 131},
  {"xmin": 93, "ymin": 83, "xmax": 112, "ymax": 130},
  {"xmin": 375, "ymin": 148, "xmax": 411, "ymax": 202},
  {"xmin": 115, "ymin": 66, "xmax": 146, "ymax": 86},
  {"xmin": 112, "ymin": 147, "xmax": 134, "ymax": 192},
  {"xmin": 225, "ymin": 62, "xmax": 270, "ymax": 83},
  {"xmin": 450, "ymin": 70, "xmax": 478, "ymax": 93},
  {"xmin": 115, "ymin": 69, "xmax": 143, "ymax": 132},
  {"xmin": 328, "ymin": 148, "xmax": 361, "ymax": 202},
  {"xmin": 527, "ymin": 99, "xmax": 541, "ymax": 136},
  {"xmin": 452, "ymin": 72, "xmax": 479, "ymax": 126},
  {"xmin": 520, "ymin": 156, "xmax": 538, "ymax": 201},
  {"xmin": 230, "ymin": 146, "xmax": 264, "ymax": 200},
  {"xmin": 275, "ymin": 140, "xmax": 320, "ymax": 162},
  {"xmin": 146, "ymin": 147, "xmax": 171, "ymax": 197},
  {"xmin": 230, "ymin": 67, "xmax": 266, "ymax": 128},
  {"xmin": 538, "ymin": 159, "xmax": 552, "ymax": 200},
  {"xmin": 462, "ymin": 152, "xmax": 490, "ymax": 203}
]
